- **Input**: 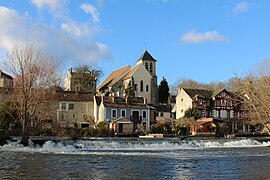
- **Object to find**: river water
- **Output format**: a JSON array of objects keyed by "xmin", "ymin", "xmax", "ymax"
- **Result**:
[{"xmin": 1, "ymin": 137, "xmax": 270, "ymax": 179}]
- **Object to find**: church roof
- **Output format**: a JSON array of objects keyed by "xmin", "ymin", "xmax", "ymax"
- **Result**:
[
  {"xmin": 124, "ymin": 64, "xmax": 140, "ymax": 80},
  {"xmin": 97, "ymin": 65, "xmax": 131, "ymax": 91},
  {"xmin": 137, "ymin": 50, "xmax": 156, "ymax": 62}
]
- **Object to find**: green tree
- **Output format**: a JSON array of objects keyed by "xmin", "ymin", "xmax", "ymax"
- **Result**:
[
  {"xmin": 158, "ymin": 77, "xmax": 169, "ymax": 104},
  {"xmin": 184, "ymin": 107, "xmax": 200, "ymax": 119},
  {"xmin": 125, "ymin": 81, "xmax": 135, "ymax": 97}
]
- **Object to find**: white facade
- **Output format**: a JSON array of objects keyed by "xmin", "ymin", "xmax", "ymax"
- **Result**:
[
  {"xmin": 124, "ymin": 64, "xmax": 153, "ymax": 104},
  {"xmin": 175, "ymin": 88, "xmax": 193, "ymax": 119}
]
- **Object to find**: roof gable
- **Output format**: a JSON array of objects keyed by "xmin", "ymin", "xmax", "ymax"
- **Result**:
[
  {"xmin": 0, "ymin": 70, "xmax": 13, "ymax": 80},
  {"xmin": 124, "ymin": 63, "xmax": 152, "ymax": 80},
  {"xmin": 137, "ymin": 50, "xmax": 156, "ymax": 62}
]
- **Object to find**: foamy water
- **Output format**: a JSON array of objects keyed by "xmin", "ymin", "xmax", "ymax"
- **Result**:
[
  {"xmin": 1, "ymin": 138, "xmax": 270, "ymax": 156},
  {"xmin": 2, "ymin": 138, "xmax": 270, "ymax": 179}
]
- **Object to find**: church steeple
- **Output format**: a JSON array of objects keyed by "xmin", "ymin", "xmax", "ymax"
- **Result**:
[
  {"xmin": 137, "ymin": 50, "xmax": 157, "ymax": 62},
  {"xmin": 136, "ymin": 50, "xmax": 158, "ymax": 105},
  {"xmin": 136, "ymin": 50, "xmax": 157, "ymax": 78}
]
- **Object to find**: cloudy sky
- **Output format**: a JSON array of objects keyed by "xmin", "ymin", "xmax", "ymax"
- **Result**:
[{"xmin": 0, "ymin": 0, "xmax": 270, "ymax": 86}]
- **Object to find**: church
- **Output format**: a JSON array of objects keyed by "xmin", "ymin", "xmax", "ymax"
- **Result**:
[{"xmin": 97, "ymin": 50, "xmax": 158, "ymax": 105}]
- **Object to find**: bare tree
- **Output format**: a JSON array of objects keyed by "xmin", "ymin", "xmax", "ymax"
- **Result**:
[
  {"xmin": 235, "ymin": 60, "xmax": 270, "ymax": 134},
  {"xmin": 170, "ymin": 78, "xmax": 225, "ymax": 93},
  {"xmin": 5, "ymin": 45, "xmax": 58, "ymax": 145},
  {"xmin": 70, "ymin": 65, "xmax": 103, "ymax": 92}
]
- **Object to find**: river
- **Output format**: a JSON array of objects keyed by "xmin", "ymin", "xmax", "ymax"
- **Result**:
[{"xmin": 1, "ymin": 137, "xmax": 270, "ymax": 179}]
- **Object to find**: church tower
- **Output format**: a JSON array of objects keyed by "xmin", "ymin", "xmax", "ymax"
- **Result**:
[{"xmin": 136, "ymin": 50, "xmax": 158, "ymax": 105}]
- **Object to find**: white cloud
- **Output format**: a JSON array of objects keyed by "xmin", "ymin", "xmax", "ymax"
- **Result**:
[
  {"xmin": 0, "ymin": 6, "xmax": 110, "ymax": 66},
  {"xmin": 80, "ymin": 3, "xmax": 100, "ymax": 24},
  {"xmin": 31, "ymin": 0, "xmax": 67, "ymax": 14},
  {"xmin": 232, "ymin": 1, "xmax": 250, "ymax": 14},
  {"xmin": 61, "ymin": 20, "xmax": 99, "ymax": 38},
  {"xmin": 180, "ymin": 30, "xmax": 226, "ymax": 44}
]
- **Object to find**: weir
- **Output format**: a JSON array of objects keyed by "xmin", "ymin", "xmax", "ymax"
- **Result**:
[{"xmin": 1, "ymin": 137, "xmax": 270, "ymax": 155}]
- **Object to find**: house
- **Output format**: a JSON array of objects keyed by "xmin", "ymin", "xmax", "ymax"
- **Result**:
[
  {"xmin": 64, "ymin": 68, "xmax": 96, "ymax": 93},
  {"xmin": 0, "ymin": 70, "xmax": 13, "ymax": 102},
  {"xmin": 55, "ymin": 91, "xmax": 95, "ymax": 128},
  {"xmin": 111, "ymin": 117, "xmax": 133, "ymax": 135},
  {"xmin": 175, "ymin": 87, "xmax": 245, "ymax": 135},
  {"xmin": 0, "ymin": 70, "xmax": 13, "ymax": 89},
  {"xmin": 97, "ymin": 50, "xmax": 158, "ymax": 105},
  {"xmin": 154, "ymin": 104, "xmax": 175, "ymax": 124},
  {"xmin": 43, "ymin": 90, "xmax": 95, "ymax": 129},
  {"xmin": 94, "ymin": 96, "xmax": 153, "ymax": 135}
]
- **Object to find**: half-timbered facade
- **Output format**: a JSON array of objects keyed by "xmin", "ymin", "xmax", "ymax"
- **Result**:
[{"xmin": 175, "ymin": 88, "xmax": 245, "ymax": 135}]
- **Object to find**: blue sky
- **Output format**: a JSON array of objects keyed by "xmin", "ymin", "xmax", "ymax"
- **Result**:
[{"xmin": 0, "ymin": 0, "xmax": 270, "ymax": 86}]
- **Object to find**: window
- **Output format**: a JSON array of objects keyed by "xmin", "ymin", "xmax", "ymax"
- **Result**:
[
  {"xmin": 134, "ymin": 84, "xmax": 137, "ymax": 91},
  {"xmin": 111, "ymin": 109, "xmax": 117, "ymax": 118},
  {"xmin": 69, "ymin": 103, "xmax": 75, "ymax": 110},
  {"xmin": 181, "ymin": 98, "xmax": 183, "ymax": 102},
  {"xmin": 181, "ymin": 109, "xmax": 184, "ymax": 113},
  {"xmin": 160, "ymin": 112, "xmax": 164, "ymax": 117},
  {"xmin": 81, "ymin": 123, "xmax": 89, "ymax": 128},
  {"xmin": 140, "ymin": 80, "xmax": 143, "ymax": 92},
  {"xmin": 73, "ymin": 114, "xmax": 76, "ymax": 118},
  {"xmin": 142, "ymin": 111, "xmax": 147, "ymax": 119},
  {"xmin": 82, "ymin": 114, "xmax": 88, "ymax": 120},
  {"xmin": 146, "ymin": 85, "xmax": 149, "ymax": 92},
  {"xmin": 121, "ymin": 109, "xmax": 126, "ymax": 117},
  {"xmin": 61, "ymin": 103, "xmax": 66, "ymax": 111},
  {"xmin": 227, "ymin": 111, "xmax": 230, "ymax": 118},
  {"xmin": 145, "ymin": 62, "xmax": 148, "ymax": 71},
  {"xmin": 150, "ymin": 63, "xmax": 153, "ymax": 73},
  {"xmin": 215, "ymin": 100, "xmax": 221, "ymax": 106},
  {"xmin": 156, "ymin": 112, "xmax": 159, "ymax": 117}
]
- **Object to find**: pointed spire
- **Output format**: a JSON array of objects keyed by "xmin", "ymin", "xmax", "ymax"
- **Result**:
[{"xmin": 137, "ymin": 50, "xmax": 156, "ymax": 62}]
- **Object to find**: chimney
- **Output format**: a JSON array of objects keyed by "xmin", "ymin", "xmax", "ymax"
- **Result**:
[{"xmin": 70, "ymin": 68, "xmax": 73, "ymax": 73}]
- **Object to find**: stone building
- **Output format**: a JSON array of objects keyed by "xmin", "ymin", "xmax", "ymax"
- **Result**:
[
  {"xmin": 64, "ymin": 68, "xmax": 97, "ymax": 93},
  {"xmin": 0, "ymin": 70, "xmax": 13, "ymax": 89}
]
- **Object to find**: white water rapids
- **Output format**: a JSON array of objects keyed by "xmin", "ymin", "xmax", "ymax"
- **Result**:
[{"xmin": 1, "ymin": 138, "xmax": 270, "ymax": 156}]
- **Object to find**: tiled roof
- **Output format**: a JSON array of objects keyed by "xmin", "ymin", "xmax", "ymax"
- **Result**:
[
  {"xmin": 123, "ymin": 64, "xmax": 140, "ymax": 80},
  {"xmin": 0, "ymin": 70, "xmax": 13, "ymax": 79},
  {"xmin": 154, "ymin": 104, "xmax": 172, "ymax": 112},
  {"xmin": 212, "ymin": 88, "xmax": 226, "ymax": 98},
  {"xmin": 97, "ymin": 65, "xmax": 131, "ymax": 91},
  {"xmin": 47, "ymin": 91, "xmax": 94, "ymax": 101},
  {"xmin": 183, "ymin": 88, "xmax": 214, "ymax": 100},
  {"xmin": 103, "ymin": 96, "xmax": 147, "ymax": 109},
  {"xmin": 136, "ymin": 50, "xmax": 156, "ymax": 62}
]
